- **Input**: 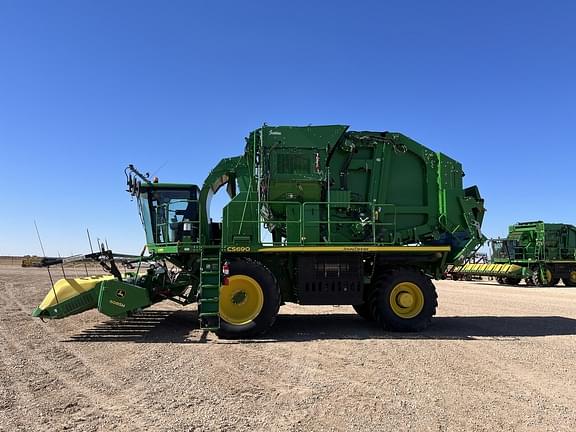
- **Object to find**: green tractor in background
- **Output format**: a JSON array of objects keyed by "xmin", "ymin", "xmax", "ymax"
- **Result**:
[
  {"xmin": 451, "ymin": 221, "xmax": 576, "ymax": 286},
  {"xmin": 33, "ymin": 125, "xmax": 485, "ymax": 338}
]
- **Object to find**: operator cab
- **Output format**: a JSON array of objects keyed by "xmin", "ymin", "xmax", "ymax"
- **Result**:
[
  {"xmin": 137, "ymin": 184, "xmax": 200, "ymax": 245},
  {"xmin": 491, "ymin": 239, "xmax": 519, "ymax": 260}
]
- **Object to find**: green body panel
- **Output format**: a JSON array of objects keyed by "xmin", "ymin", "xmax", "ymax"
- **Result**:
[
  {"xmin": 97, "ymin": 280, "xmax": 152, "ymax": 318},
  {"xmin": 231, "ymin": 125, "xmax": 485, "ymax": 260},
  {"xmin": 221, "ymin": 191, "xmax": 259, "ymax": 245}
]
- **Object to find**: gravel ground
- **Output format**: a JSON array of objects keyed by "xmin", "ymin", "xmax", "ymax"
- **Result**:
[{"xmin": 1, "ymin": 265, "xmax": 575, "ymax": 431}]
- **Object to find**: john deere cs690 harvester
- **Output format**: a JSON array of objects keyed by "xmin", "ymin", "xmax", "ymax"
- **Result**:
[
  {"xmin": 451, "ymin": 221, "xmax": 576, "ymax": 286},
  {"xmin": 33, "ymin": 125, "xmax": 485, "ymax": 338}
]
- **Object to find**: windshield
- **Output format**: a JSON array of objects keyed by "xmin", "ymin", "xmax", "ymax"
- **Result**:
[
  {"xmin": 138, "ymin": 187, "xmax": 199, "ymax": 245},
  {"xmin": 491, "ymin": 239, "xmax": 518, "ymax": 260},
  {"xmin": 491, "ymin": 240, "xmax": 507, "ymax": 259}
]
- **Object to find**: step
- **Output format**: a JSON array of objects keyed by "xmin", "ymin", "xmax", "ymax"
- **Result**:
[
  {"xmin": 199, "ymin": 249, "xmax": 221, "ymax": 331},
  {"xmin": 199, "ymin": 297, "xmax": 219, "ymax": 304},
  {"xmin": 199, "ymin": 312, "xmax": 219, "ymax": 317}
]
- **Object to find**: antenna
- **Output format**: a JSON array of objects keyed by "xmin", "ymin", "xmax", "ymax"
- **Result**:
[
  {"xmin": 71, "ymin": 251, "xmax": 79, "ymax": 277},
  {"xmin": 85, "ymin": 228, "xmax": 95, "ymax": 276},
  {"xmin": 34, "ymin": 221, "xmax": 59, "ymax": 305},
  {"xmin": 57, "ymin": 251, "xmax": 67, "ymax": 279},
  {"xmin": 150, "ymin": 159, "xmax": 169, "ymax": 178},
  {"xmin": 86, "ymin": 229, "xmax": 94, "ymax": 254},
  {"xmin": 34, "ymin": 220, "xmax": 47, "ymax": 256}
]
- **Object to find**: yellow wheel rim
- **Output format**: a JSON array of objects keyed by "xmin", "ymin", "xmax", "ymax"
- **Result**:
[
  {"xmin": 389, "ymin": 282, "xmax": 424, "ymax": 319},
  {"xmin": 569, "ymin": 271, "xmax": 576, "ymax": 283},
  {"xmin": 219, "ymin": 275, "xmax": 264, "ymax": 325}
]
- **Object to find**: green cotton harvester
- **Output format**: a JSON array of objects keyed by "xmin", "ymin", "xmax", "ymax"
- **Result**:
[
  {"xmin": 33, "ymin": 125, "xmax": 485, "ymax": 338},
  {"xmin": 451, "ymin": 221, "xmax": 576, "ymax": 286}
]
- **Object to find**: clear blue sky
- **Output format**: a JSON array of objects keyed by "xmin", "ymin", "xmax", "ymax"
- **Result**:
[{"xmin": 1, "ymin": 1, "xmax": 575, "ymax": 256}]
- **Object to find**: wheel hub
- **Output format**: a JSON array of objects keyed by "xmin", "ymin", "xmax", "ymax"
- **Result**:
[
  {"xmin": 389, "ymin": 282, "xmax": 424, "ymax": 319},
  {"xmin": 219, "ymin": 275, "xmax": 264, "ymax": 325},
  {"xmin": 231, "ymin": 291, "xmax": 247, "ymax": 305},
  {"xmin": 397, "ymin": 292, "xmax": 415, "ymax": 308}
]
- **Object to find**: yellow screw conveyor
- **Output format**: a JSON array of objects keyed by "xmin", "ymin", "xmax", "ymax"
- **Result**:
[{"xmin": 450, "ymin": 263, "xmax": 525, "ymax": 278}]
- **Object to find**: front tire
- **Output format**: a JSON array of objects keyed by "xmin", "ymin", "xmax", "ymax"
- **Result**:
[
  {"xmin": 531, "ymin": 267, "xmax": 555, "ymax": 287},
  {"xmin": 216, "ymin": 259, "xmax": 280, "ymax": 339},
  {"xmin": 353, "ymin": 284, "xmax": 379, "ymax": 321},
  {"xmin": 562, "ymin": 270, "xmax": 576, "ymax": 287},
  {"xmin": 372, "ymin": 268, "xmax": 437, "ymax": 332}
]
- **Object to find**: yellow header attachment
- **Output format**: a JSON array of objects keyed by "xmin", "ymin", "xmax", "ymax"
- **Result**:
[
  {"xmin": 451, "ymin": 263, "xmax": 524, "ymax": 277},
  {"xmin": 37, "ymin": 275, "xmax": 114, "ymax": 310}
]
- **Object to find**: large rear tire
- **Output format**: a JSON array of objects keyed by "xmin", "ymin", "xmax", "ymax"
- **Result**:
[
  {"xmin": 372, "ymin": 268, "xmax": 437, "ymax": 332},
  {"xmin": 216, "ymin": 259, "xmax": 280, "ymax": 339}
]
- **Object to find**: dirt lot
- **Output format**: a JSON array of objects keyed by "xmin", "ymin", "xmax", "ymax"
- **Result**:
[{"xmin": 1, "ymin": 266, "xmax": 575, "ymax": 431}]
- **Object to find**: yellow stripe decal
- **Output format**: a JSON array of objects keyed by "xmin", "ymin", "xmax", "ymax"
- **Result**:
[{"xmin": 254, "ymin": 246, "xmax": 451, "ymax": 253}]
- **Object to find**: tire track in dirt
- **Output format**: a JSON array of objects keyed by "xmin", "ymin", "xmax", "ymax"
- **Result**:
[
  {"xmin": 0, "ymin": 355, "xmax": 30, "ymax": 432},
  {"xmin": 212, "ymin": 331, "xmax": 575, "ymax": 432},
  {"xmin": 0, "ymin": 332, "xmax": 98, "ymax": 431},
  {"xmin": 180, "ymin": 336, "xmax": 441, "ymax": 431},
  {"xmin": 212, "ymin": 339, "xmax": 452, "ymax": 431},
  {"xmin": 450, "ymin": 338, "xmax": 576, "ymax": 430},
  {"xmin": 0, "ymin": 279, "xmax": 171, "ymax": 431},
  {"xmin": 3, "ymin": 268, "xmax": 576, "ymax": 431}
]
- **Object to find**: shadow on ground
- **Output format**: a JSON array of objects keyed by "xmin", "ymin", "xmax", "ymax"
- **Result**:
[
  {"xmin": 66, "ymin": 309, "xmax": 576, "ymax": 343},
  {"xmin": 66, "ymin": 310, "xmax": 203, "ymax": 343}
]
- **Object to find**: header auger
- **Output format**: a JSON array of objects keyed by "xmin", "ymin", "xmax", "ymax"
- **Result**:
[{"xmin": 33, "ymin": 125, "xmax": 485, "ymax": 338}]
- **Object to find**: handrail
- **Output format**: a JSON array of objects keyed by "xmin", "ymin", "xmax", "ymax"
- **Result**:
[{"xmin": 224, "ymin": 200, "xmax": 397, "ymax": 246}]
